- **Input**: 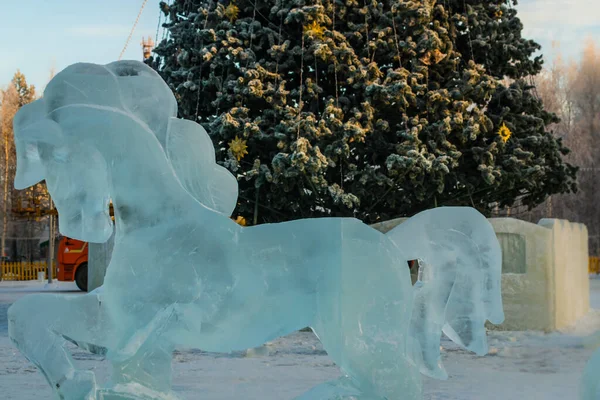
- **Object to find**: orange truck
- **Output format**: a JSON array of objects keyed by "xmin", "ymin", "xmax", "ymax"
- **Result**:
[{"xmin": 57, "ymin": 237, "xmax": 88, "ymax": 291}]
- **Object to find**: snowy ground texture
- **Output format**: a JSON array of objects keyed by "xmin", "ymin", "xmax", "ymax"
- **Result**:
[{"xmin": 2, "ymin": 280, "xmax": 600, "ymax": 399}]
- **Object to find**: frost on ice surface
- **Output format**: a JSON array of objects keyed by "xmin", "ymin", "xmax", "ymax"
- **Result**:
[{"xmin": 7, "ymin": 61, "xmax": 503, "ymax": 399}]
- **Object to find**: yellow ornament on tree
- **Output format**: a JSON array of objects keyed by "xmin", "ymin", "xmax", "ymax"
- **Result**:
[
  {"xmin": 498, "ymin": 123, "xmax": 512, "ymax": 143},
  {"xmin": 303, "ymin": 21, "xmax": 325, "ymax": 40},
  {"xmin": 224, "ymin": 2, "xmax": 239, "ymax": 22},
  {"xmin": 229, "ymin": 136, "xmax": 248, "ymax": 160}
]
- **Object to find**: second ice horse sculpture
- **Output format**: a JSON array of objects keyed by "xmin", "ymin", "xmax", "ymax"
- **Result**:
[{"xmin": 8, "ymin": 61, "xmax": 504, "ymax": 399}]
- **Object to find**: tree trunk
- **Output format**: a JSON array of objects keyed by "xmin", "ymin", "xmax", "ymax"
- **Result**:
[{"xmin": 0, "ymin": 127, "xmax": 10, "ymax": 281}]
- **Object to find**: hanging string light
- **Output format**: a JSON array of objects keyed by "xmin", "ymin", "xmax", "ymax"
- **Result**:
[
  {"xmin": 364, "ymin": 0, "xmax": 370, "ymax": 60},
  {"xmin": 390, "ymin": 5, "xmax": 402, "ymax": 68},
  {"xmin": 297, "ymin": 33, "xmax": 306, "ymax": 138},
  {"xmin": 154, "ymin": 6, "xmax": 163, "ymax": 45},
  {"xmin": 118, "ymin": 0, "xmax": 149, "ymax": 60},
  {"xmin": 332, "ymin": 0, "xmax": 339, "ymax": 106},
  {"xmin": 243, "ymin": 1, "xmax": 259, "ymax": 77},
  {"xmin": 274, "ymin": 0, "xmax": 284, "ymax": 87},
  {"xmin": 462, "ymin": 0, "xmax": 475, "ymax": 61},
  {"xmin": 195, "ymin": 0, "xmax": 216, "ymax": 120}
]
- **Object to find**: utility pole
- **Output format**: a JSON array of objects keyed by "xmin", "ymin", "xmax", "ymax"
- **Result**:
[
  {"xmin": 546, "ymin": 195, "xmax": 553, "ymax": 218},
  {"xmin": 1, "ymin": 116, "xmax": 10, "ymax": 282},
  {"xmin": 47, "ymin": 198, "xmax": 55, "ymax": 284}
]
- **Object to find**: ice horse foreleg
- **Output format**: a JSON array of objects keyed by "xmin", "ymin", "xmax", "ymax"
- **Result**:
[
  {"xmin": 7, "ymin": 292, "xmax": 111, "ymax": 399},
  {"xmin": 102, "ymin": 304, "xmax": 181, "ymax": 399},
  {"xmin": 294, "ymin": 376, "xmax": 382, "ymax": 400},
  {"xmin": 102, "ymin": 345, "xmax": 178, "ymax": 400}
]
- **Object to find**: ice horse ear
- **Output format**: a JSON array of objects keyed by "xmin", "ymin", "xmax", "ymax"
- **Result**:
[
  {"xmin": 104, "ymin": 60, "xmax": 178, "ymax": 146},
  {"xmin": 386, "ymin": 207, "xmax": 504, "ymax": 380},
  {"xmin": 13, "ymin": 99, "xmax": 65, "ymax": 189},
  {"xmin": 165, "ymin": 118, "xmax": 238, "ymax": 216},
  {"xmin": 43, "ymin": 62, "xmax": 122, "ymax": 111}
]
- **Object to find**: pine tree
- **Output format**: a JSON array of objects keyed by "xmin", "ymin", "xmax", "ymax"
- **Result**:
[
  {"xmin": 149, "ymin": 0, "xmax": 576, "ymax": 224},
  {"xmin": 447, "ymin": 0, "xmax": 578, "ymax": 210}
]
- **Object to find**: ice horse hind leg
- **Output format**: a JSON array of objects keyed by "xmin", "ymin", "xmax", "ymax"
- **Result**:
[
  {"xmin": 8, "ymin": 292, "xmax": 112, "ymax": 399},
  {"xmin": 309, "ymin": 226, "xmax": 421, "ymax": 399},
  {"xmin": 295, "ymin": 335, "xmax": 422, "ymax": 400}
]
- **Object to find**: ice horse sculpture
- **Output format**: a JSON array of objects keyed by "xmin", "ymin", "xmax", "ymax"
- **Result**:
[{"xmin": 8, "ymin": 61, "xmax": 504, "ymax": 400}]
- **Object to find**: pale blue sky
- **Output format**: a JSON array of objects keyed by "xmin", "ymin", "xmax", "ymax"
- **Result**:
[
  {"xmin": 0, "ymin": 0, "xmax": 161, "ymax": 90},
  {"xmin": 1, "ymin": 0, "xmax": 599, "ymax": 90}
]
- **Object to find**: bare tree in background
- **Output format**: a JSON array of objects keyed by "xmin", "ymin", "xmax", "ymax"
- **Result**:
[
  {"xmin": 0, "ymin": 83, "xmax": 19, "ymax": 276},
  {"xmin": 573, "ymin": 40, "xmax": 600, "ymax": 151},
  {"xmin": 524, "ymin": 39, "xmax": 600, "ymax": 255},
  {"xmin": 573, "ymin": 40, "xmax": 600, "ymax": 255},
  {"xmin": 0, "ymin": 71, "xmax": 37, "ymax": 280},
  {"xmin": 535, "ymin": 44, "xmax": 579, "ymax": 139}
]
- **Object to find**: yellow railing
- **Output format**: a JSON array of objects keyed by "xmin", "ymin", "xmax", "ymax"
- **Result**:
[
  {"xmin": 590, "ymin": 257, "xmax": 600, "ymax": 274},
  {"xmin": 2, "ymin": 258, "xmax": 600, "ymax": 279},
  {"xmin": 1, "ymin": 261, "xmax": 57, "ymax": 281}
]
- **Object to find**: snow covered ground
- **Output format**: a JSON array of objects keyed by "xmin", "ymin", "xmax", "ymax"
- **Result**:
[{"xmin": 1, "ymin": 279, "xmax": 600, "ymax": 399}]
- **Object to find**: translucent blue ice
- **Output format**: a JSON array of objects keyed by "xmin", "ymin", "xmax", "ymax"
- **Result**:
[
  {"xmin": 581, "ymin": 346, "xmax": 600, "ymax": 399},
  {"xmin": 8, "ymin": 61, "xmax": 504, "ymax": 399}
]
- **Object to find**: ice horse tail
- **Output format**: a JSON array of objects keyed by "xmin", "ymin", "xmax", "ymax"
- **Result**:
[{"xmin": 385, "ymin": 207, "xmax": 504, "ymax": 380}]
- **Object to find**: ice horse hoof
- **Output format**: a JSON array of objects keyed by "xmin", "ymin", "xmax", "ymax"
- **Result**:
[
  {"xmin": 57, "ymin": 370, "xmax": 97, "ymax": 400},
  {"xmin": 96, "ymin": 383, "xmax": 183, "ymax": 400},
  {"xmin": 294, "ymin": 376, "xmax": 387, "ymax": 400}
]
